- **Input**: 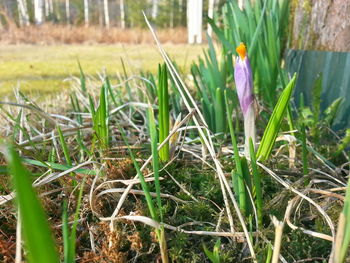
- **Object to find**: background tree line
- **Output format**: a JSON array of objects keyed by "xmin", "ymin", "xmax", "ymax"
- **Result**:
[{"xmin": 0, "ymin": 0, "xmax": 225, "ymax": 29}]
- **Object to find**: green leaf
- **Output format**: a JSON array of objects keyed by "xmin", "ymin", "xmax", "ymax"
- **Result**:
[
  {"xmin": 7, "ymin": 146, "xmax": 59, "ymax": 263},
  {"xmin": 249, "ymin": 138, "xmax": 262, "ymax": 227},
  {"xmin": 203, "ymin": 239, "xmax": 221, "ymax": 263},
  {"xmin": 257, "ymin": 74, "xmax": 297, "ymax": 162},
  {"xmin": 148, "ymin": 106, "xmax": 162, "ymax": 222},
  {"xmin": 22, "ymin": 158, "xmax": 96, "ymax": 175}
]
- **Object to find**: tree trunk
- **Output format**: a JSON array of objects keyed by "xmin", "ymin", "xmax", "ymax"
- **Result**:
[
  {"xmin": 120, "ymin": 0, "xmax": 125, "ymax": 29},
  {"xmin": 187, "ymin": 0, "xmax": 202, "ymax": 44},
  {"xmin": 45, "ymin": 0, "xmax": 49, "ymax": 18},
  {"xmin": 104, "ymin": 0, "xmax": 110, "ymax": 28},
  {"xmin": 292, "ymin": 0, "xmax": 350, "ymax": 52},
  {"xmin": 151, "ymin": 0, "xmax": 158, "ymax": 19},
  {"xmin": 34, "ymin": 0, "xmax": 44, "ymax": 24},
  {"xmin": 54, "ymin": 0, "xmax": 61, "ymax": 21},
  {"xmin": 17, "ymin": 0, "xmax": 30, "ymax": 26},
  {"xmin": 84, "ymin": 0, "xmax": 89, "ymax": 26},
  {"xmin": 207, "ymin": 0, "xmax": 215, "ymax": 37},
  {"xmin": 65, "ymin": 0, "xmax": 70, "ymax": 24},
  {"xmin": 49, "ymin": 0, "xmax": 53, "ymax": 14},
  {"xmin": 170, "ymin": 0, "xmax": 174, "ymax": 28}
]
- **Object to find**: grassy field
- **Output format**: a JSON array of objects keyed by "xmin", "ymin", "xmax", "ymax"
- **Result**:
[{"xmin": 0, "ymin": 44, "xmax": 204, "ymax": 96}]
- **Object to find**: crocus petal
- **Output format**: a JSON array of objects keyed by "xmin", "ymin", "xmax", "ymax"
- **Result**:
[
  {"xmin": 234, "ymin": 43, "xmax": 256, "ymax": 155},
  {"xmin": 234, "ymin": 57, "xmax": 254, "ymax": 116}
]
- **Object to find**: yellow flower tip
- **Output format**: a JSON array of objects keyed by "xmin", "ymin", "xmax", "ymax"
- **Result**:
[{"xmin": 236, "ymin": 42, "xmax": 247, "ymax": 60}]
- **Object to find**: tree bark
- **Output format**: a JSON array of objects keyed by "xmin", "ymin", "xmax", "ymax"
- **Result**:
[
  {"xmin": 44, "ymin": 0, "xmax": 49, "ymax": 18},
  {"xmin": 170, "ymin": 0, "xmax": 174, "ymax": 28},
  {"xmin": 65, "ymin": 0, "xmax": 70, "ymax": 24},
  {"xmin": 49, "ymin": 0, "xmax": 53, "ymax": 14},
  {"xmin": 84, "ymin": 0, "xmax": 89, "ymax": 26},
  {"xmin": 151, "ymin": 0, "xmax": 158, "ymax": 19},
  {"xmin": 104, "ymin": 0, "xmax": 110, "ymax": 28},
  {"xmin": 34, "ymin": 0, "xmax": 44, "ymax": 24},
  {"xmin": 17, "ymin": 0, "xmax": 30, "ymax": 26},
  {"xmin": 292, "ymin": 0, "xmax": 350, "ymax": 52},
  {"xmin": 119, "ymin": 0, "xmax": 125, "ymax": 29}
]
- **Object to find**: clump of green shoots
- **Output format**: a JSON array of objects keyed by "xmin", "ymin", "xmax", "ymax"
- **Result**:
[
  {"xmin": 191, "ymin": 36, "xmax": 231, "ymax": 134},
  {"xmin": 90, "ymin": 79, "xmax": 110, "ymax": 150}
]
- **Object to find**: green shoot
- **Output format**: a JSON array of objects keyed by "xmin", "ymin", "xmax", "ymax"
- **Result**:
[
  {"xmin": 92, "ymin": 81, "xmax": 109, "ymax": 150},
  {"xmin": 334, "ymin": 177, "xmax": 350, "ymax": 262},
  {"xmin": 148, "ymin": 105, "xmax": 169, "ymax": 262},
  {"xmin": 158, "ymin": 63, "xmax": 170, "ymax": 162},
  {"xmin": 203, "ymin": 239, "xmax": 221, "ymax": 263},
  {"xmin": 57, "ymin": 125, "xmax": 72, "ymax": 166},
  {"xmin": 257, "ymin": 74, "xmax": 297, "ymax": 162},
  {"xmin": 224, "ymin": 90, "xmax": 246, "ymax": 214},
  {"xmin": 249, "ymin": 138, "xmax": 262, "ymax": 227},
  {"xmin": 6, "ymin": 145, "xmax": 59, "ymax": 263},
  {"xmin": 63, "ymin": 180, "xmax": 85, "ymax": 263}
]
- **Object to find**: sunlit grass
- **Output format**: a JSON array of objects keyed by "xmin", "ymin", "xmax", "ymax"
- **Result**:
[{"xmin": 0, "ymin": 44, "xmax": 204, "ymax": 96}]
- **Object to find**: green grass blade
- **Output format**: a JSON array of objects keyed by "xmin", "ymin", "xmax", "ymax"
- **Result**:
[
  {"xmin": 119, "ymin": 128, "xmax": 157, "ymax": 221},
  {"xmin": 257, "ymin": 74, "xmax": 297, "ymax": 161},
  {"xmin": 77, "ymin": 60, "xmax": 87, "ymax": 95},
  {"xmin": 335, "ymin": 177, "xmax": 350, "ymax": 262},
  {"xmin": 62, "ymin": 200, "xmax": 70, "ymax": 263},
  {"xmin": 6, "ymin": 146, "xmax": 59, "ymax": 263},
  {"xmin": 300, "ymin": 123, "xmax": 308, "ymax": 175},
  {"xmin": 215, "ymin": 88, "xmax": 225, "ymax": 134},
  {"xmin": 241, "ymin": 157, "xmax": 252, "ymax": 215},
  {"xmin": 57, "ymin": 125, "xmax": 72, "ymax": 166},
  {"xmin": 68, "ymin": 180, "xmax": 85, "ymax": 263},
  {"xmin": 93, "ymin": 83, "xmax": 109, "ymax": 149},
  {"xmin": 224, "ymin": 90, "xmax": 246, "ymax": 213},
  {"xmin": 147, "ymin": 106, "xmax": 163, "ymax": 221},
  {"xmin": 158, "ymin": 64, "xmax": 170, "ymax": 162},
  {"xmin": 22, "ymin": 158, "xmax": 96, "ymax": 175},
  {"xmin": 249, "ymin": 138, "xmax": 262, "ymax": 227}
]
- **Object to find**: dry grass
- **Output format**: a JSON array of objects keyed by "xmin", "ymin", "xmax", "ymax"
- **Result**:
[{"xmin": 0, "ymin": 24, "xmax": 191, "ymax": 45}]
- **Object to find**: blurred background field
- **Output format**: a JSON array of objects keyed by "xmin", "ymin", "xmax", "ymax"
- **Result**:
[{"xmin": 0, "ymin": 43, "xmax": 204, "ymax": 96}]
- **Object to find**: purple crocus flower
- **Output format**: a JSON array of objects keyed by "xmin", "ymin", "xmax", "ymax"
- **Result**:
[{"xmin": 234, "ymin": 43, "xmax": 256, "ymax": 155}]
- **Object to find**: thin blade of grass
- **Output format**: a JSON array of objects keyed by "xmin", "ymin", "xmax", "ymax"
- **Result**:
[
  {"xmin": 249, "ymin": 138, "xmax": 262, "ymax": 227},
  {"xmin": 6, "ymin": 145, "xmax": 59, "ymax": 263}
]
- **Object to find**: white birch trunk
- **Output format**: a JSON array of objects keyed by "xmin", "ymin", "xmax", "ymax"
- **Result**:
[
  {"xmin": 151, "ymin": 0, "xmax": 159, "ymax": 19},
  {"xmin": 17, "ymin": 0, "xmax": 30, "ymax": 26},
  {"xmin": 187, "ymin": 0, "xmax": 202, "ymax": 44},
  {"xmin": 104, "ymin": 0, "xmax": 110, "ymax": 28},
  {"xmin": 45, "ymin": 0, "xmax": 49, "ymax": 17},
  {"xmin": 65, "ymin": 0, "xmax": 70, "ymax": 23},
  {"xmin": 120, "ymin": 0, "xmax": 125, "ymax": 29},
  {"xmin": 53, "ymin": 0, "xmax": 61, "ymax": 20},
  {"xmin": 34, "ymin": 0, "xmax": 44, "ymax": 24},
  {"xmin": 170, "ymin": 0, "xmax": 174, "ymax": 28},
  {"xmin": 84, "ymin": 0, "xmax": 89, "ymax": 26},
  {"xmin": 207, "ymin": 0, "xmax": 215, "ymax": 37},
  {"xmin": 49, "ymin": 0, "xmax": 53, "ymax": 14}
]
